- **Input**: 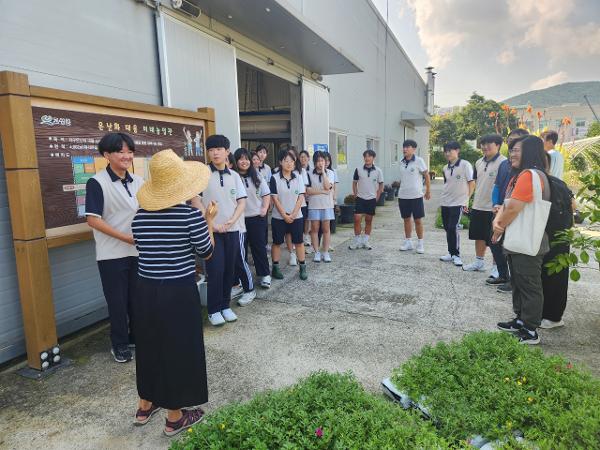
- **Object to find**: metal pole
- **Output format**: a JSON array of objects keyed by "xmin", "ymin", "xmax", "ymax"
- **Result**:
[{"xmin": 583, "ymin": 95, "xmax": 599, "ymax": 122}]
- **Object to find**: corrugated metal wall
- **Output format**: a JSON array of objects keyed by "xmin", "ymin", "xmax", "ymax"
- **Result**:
[{"xmin": 0, "ymin": 0, "xmax": 160, "ymax": 363}]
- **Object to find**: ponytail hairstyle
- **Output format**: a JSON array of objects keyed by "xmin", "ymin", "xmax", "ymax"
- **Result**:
[{"xmin": 234, "ymin": 147, "xmax": 262, "ymax": 188}]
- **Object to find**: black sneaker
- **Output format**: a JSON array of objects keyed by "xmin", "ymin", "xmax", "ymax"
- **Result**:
[
  {"xmin": 111, "ymin": 345, "xmax": 133, "ymax": 363},
  {"xmin": 497, "ymin": 318, "xmax": 523, "ymax": 333},
  {"xmin": 486, "ymin": 277, "xmax": 509, "ymax": 286},
  {"xmin": 517, "ymin": 327, "xmax": 540, "ymax": 345},
  {"xmin": 496, "ymin": 282, "xmax": 512, "ymax": 293}
]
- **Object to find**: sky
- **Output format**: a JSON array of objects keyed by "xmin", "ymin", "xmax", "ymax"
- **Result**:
[{"xmin": 371, "ymin": 0, "xmax": 600, "ymax": 107}]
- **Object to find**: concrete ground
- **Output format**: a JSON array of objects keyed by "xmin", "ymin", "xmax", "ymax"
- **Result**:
[{"xmin": 1, "ymin": 181, "xmax": 599, "ymax": 450}]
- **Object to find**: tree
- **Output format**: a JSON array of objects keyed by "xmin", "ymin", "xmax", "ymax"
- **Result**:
[{"xmin": 586, "ymin": 121, "xmax": 600, "ymax": 138}]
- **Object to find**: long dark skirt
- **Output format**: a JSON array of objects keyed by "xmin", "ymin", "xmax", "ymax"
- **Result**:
[{"xmin": 134, "ymin": 277, "xmax": 208, "ymax": 410}]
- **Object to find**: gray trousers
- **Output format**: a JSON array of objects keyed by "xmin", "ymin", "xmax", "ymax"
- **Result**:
[{"xmin": 507, "ymin": 253, "xmax": 545, "ymax": 329}]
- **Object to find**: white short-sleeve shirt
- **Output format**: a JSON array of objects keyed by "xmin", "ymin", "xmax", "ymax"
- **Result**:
[
  {"xmin": 397, "ymin": 156, "xmax": 428, "ymax": 199},
  {"xmin": 240, "ymin": 173, "xmax": 270, "ymax": 217},
  {"xmin": 353, "ymin": 165, "xmax": 384, "ymax": 200},
  {"xmin": 306, "ymin": 168, "xmax": 335, "ymax": 210},
  {"xmin": 201, "ymin": 164, "xmax": 247, "ymax": 232},
  {"xmin": 269, "ymin": 171, "xmax": 305, "ymax": 220},
  {"xmin": 441, "ymin": 159, "xmax": 474, "ymax": 207}
]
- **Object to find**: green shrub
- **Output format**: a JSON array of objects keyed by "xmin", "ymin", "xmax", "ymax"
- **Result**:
[
  {"xmin": 435, "ymin": 207, "xmax": 470, "ymax": 230},
  {"xmin": 171, "ymin": 372, "xmax": 448, "ymax": 450},
  {"xmin": 391, "ymin": 332, "xmax": 600, "ymax": 449}
]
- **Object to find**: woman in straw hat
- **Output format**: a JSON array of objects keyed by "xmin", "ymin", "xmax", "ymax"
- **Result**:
[{"xmin": 131, "ymin": 149, "xmax": 216, "ymax": 436}]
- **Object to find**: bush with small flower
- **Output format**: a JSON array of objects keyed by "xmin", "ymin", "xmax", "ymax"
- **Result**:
[
  {"xmin": 391, "ymin": 332, "xmax": 600, "ymax": 449},
  {"xmin": 170, "ymin": 371, "xmax": 448, "ymax": 450}
]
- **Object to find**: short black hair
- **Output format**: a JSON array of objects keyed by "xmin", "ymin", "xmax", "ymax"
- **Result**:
[
  {"xmin": 299, "ymin": 150, "xmax": 310, "ymax": 158},
  {"xmin": 363, "ymin": 149, "xmax": 376, "ymax": 158},
  {"xmin": 517, "ymin": 135, "xmax": 547, "ymax": 172},
  {"xmin": 507, "ymin": 128, "xmax": 529, "ymax": 147},
  {"xmin": 443, "ymin": 141, "xmax": 460, "ymax": 152},
  {"xmin": 480, "ymin": 134, "xmax": 503, "ymax": 146},
  {"xmin": 98, "ymin": 132, "xmax": 135, "ymax": 156},
  {"xmin": 540, "ymin": 130, "xmax": 559, "ymax": 145},
  {"xmin": 403, "ymin": 139, "xmax": 417, "ymax": 149},
  {"xmin": 256, "ymin": 144, "xmax": 268, "ymax": 153},
  {"xmin": 227, "ymin": 153, "xmax": 235, "ymax": 167},
  {"xmin": 508, "ymin": 134, "xmax": 527, "ymax": 151},
  {"xmin": 206, "ymin": 134, "xmax": 230, "ymax": 150}
]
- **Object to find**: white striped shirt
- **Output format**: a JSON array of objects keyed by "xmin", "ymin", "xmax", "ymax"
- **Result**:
[{"xmin": 132, "ymin": 205, "xmax": 212, "ymax": 280}]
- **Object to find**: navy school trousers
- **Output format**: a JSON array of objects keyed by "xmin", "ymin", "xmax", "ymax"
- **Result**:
[{"xmin": 205, "ymin": 231, "xmax": 239, "ymax": 314}]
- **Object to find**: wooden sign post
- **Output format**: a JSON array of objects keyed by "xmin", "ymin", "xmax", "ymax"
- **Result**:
[{"xmin": 0, "ymin": 70, "xmax": 216, "ymax": 371}]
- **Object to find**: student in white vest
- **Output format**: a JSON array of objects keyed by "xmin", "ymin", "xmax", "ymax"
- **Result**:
[{"xmin": 85, "ymin": 132, "xmax": 144, "ymax": 363}]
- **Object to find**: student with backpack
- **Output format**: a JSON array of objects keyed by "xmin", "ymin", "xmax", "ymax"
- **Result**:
[{"xmin": 540, "ymin": 160, "xmax": 574, "ymax": 329}]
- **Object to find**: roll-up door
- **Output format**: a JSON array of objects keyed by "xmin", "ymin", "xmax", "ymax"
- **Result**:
[
  {"xmin": 161, "ymin": 14, "xmax": 241, "ymax": 148},
  {"xmin": 302, "ymin": 78, "xmax": 329, "ymax": 153}
]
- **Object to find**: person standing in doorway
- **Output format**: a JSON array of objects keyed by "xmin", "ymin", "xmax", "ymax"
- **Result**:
[
  {"xmin": 256, "ymin": 144, "xmax": 272, "ymax": 182},
  {"xmin": 397, "ymin": 140, "xmax": 430, "ymax": 254},
  {"xmin": 462, "ymin": 134, "xmax": 506, "ymax": 272},
  {"xmin": 202, "ymin": 135, "xmax": 247, "ymax": 327},
  {"xmin": 349, "ymin": 149, "xmax": 384, "ymax": 250},
  {"xmin": 85, "ymin": 132, "xmax": 144, "ymax": 363},
  {"xmin": 439, "ymin": 142, "xmax": 475, "ymax": 266}
]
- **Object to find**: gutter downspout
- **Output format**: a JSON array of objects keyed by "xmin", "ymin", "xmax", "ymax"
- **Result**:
[{"xmin": 153, "ymin": 1, "xmax": 172, "ymax": 107}]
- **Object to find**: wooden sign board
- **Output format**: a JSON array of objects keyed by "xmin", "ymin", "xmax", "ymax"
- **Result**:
[{"xmin": 0, "ymin": 71, "xmax": 215, "ymax": 370}]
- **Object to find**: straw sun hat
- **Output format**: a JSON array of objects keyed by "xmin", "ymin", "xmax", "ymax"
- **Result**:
[{"xmin": 137, "ymin": 149, "xmax": 211, "ymax": 211}]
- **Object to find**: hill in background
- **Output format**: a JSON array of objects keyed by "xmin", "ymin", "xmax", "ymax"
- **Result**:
[{"xmin": 502, "ymin": 81, "xmax": 600, "ymax": 107}]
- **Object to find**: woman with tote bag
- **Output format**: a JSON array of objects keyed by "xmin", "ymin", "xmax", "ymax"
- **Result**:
[{"xmin": 491, "ymin": 135, "xmax": 551, "ymax": 345}]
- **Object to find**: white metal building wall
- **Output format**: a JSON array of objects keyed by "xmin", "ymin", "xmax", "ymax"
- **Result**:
[
  {"xmin": 161, "ymin": 13, "xmax": 241, "ymax": 149},
  {"xmin": 0, "ymin": 0, "xmax": 160, "ymax": 363}
]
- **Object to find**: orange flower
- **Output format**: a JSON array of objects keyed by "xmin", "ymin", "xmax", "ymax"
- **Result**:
[
  {"xmin": 537, "ymin": 111, "xmax": 543, "ymax": 119},
  {"xmin": 489, "ymin": 111, "xmax": 497, "ymax": 118},
  {"xmin": 510, "ymin": 108, "xmax": 517, "ymax": 115},
  {"xmin": 526, "ymin": 105, "xmax": 533, "ymax": 113},
  {"xmin": 501, "ymin": 104, "xmax": 510, "ymax": 112},
  {"xmin": 562, "ymin": 117, "xmax": 572, "ymax": 126}
]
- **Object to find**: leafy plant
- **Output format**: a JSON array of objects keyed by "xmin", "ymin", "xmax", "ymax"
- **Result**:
[
  {"xmin": 391, "ymin": 332, "xmax": 600, "ymax": 448},
  {"xmin": 343, "ymin": 194, "xmax": 356, "ymax": 205},
  {"xmin": 435, "ymin": 207, "xmax": 470, "ymax": 230},
  {"xmin": 545, "ymin": 169, "xmax": 600, "ymax": 281},
  {"xmin": 171, "ymin": 372, "xmax": 448, "ymax": 450}
]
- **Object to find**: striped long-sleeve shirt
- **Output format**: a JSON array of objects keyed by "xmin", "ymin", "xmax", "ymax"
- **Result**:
[{"xmin": 131, "ymin": 205, "xmax": 213, "ymax": 280}]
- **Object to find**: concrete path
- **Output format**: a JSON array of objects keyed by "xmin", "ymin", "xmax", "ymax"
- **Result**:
[{"xmin": 1, "ymin": 181, "xmax": 599, "ymax": 449}]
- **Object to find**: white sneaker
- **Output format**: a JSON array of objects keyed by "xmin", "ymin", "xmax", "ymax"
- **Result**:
[
  {"xmin": 489, "ymin": 265, "xmax": 499, "ymax": 279},
  {"xmin": 440, "ymin": 254, "xmax": 453, "ymax": 262},
  {"xmin": 399, "ymin": 240, "xmax": 413, "ymax": 251},
  {"xmin": 452, "ymin": 255, "xmax": 463, "ymax": 266},
  {"xmin": 260, "ymin": 275, "xmax": 271, "ymax": 288},
  {"xmin": 415, "ymin": 241, "xmax": 425, "ymax": 254},
  {"xmin": 304, "ymin": 235, "xmax": 311, "ymax": 246},
  {"xmin": 230, "ymin": 285, "xmax": 244, "ymax": 298},
  {"xmin": 237, "ymin": 290, "xmax": 256, "ymax": 306},
  {"xmin": 208, "ymin": 312, "xmax": 225, "ymax": 326},
  {"xmin": 323, "ymin": 252, "xmax": 332, "ymax": 263},
  {"xmin": 539, "ymin": 319, "xmax": 565, "ymax": 329},
  {"xmin": 305, "ymin": 245, "xmax": 314, "ymax": 254},
  {"xmin": 363, "ymin": 238, "xmax": 372, "ymax": 250},
  {"xmin": 289, "ymin": 252, "xmax": 298, "ymax": 266},
  {"xmin": 462, "ymin": 259, "xmax": 485, "ymax": 272},
  {"xmin": 313, "ymin": 251, "xmax": 322, "ymax": 262},
  {"xmin": 221, "ymin": 308, "xmax": 237, "ymax": 322},
  {"xmin": 349, "ymin": 236, "xmax": 362, "ymax": 250}
]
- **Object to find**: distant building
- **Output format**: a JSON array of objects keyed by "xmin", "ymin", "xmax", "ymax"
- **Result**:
[{"xmin": 513, "ymin": 103, "xmax": 600, "ymax": 142}]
